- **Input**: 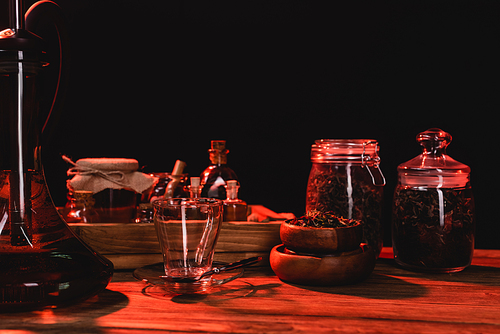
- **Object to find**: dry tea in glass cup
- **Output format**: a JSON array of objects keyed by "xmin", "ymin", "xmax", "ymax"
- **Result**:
[{"xmin": 152, "ymin": 198, "xmax": 223, "ymax": 293}]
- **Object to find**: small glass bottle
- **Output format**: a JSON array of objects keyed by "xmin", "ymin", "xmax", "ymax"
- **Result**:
[
  {"xmin": 189, "ymin": 177, "xmax": 202, "ymax": 198},
  {"xmin": 63, "ymin": 190, "xmax": 99, "ymax": 223},
  {"xmin": 305, "ymin": 139, "xmax": 386, "ymax": 257},
  {"xmin": 223, "ymin": 180, "xmax": 248, "ymax": 221},
  {"xmin": 62, "ymin": 190, "xmax": 76, "ymax": 219},
  {"xmin": 200, "ymin": 140, "xmax": 238, "ymax": 199},
  {"xmin": 392, "ymin": 128, "xmax": 475, "ymax": 273}
]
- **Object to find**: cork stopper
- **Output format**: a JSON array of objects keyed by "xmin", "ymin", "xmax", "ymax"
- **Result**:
[
  {"xmin": 190, "ymin": 177, "xmax": 200, "ymax": 187},
  {"xmin": 226, "ymin": 180, "xmax": 238, "ymax": 187},
  {"xmin": 211, "ymin": 140, "xmax": 226, "ymax": 151},
  {"xmin": 171, "ymin": 160, "xmax": 186, "ymax": 176},
  {"xmin": 164, "ymin": 160, "xmax": 186, "ymax": 199},
  {"xmin": 209, "ymin": 140, "xmax": 229, "ymax": 165}
]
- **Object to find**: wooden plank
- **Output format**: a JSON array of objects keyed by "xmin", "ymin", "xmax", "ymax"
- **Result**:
[
  {"xmin": 71, "ymin": 223, "xmax": 160, "ymax": 254},
  {"xmin": 70, "ymin": 221, "xmax": 282, "ymax": 269},
  {"xmin": 216, "ymin": 221, "xmax": 282, "ymax": 252},
  {"xmin": 70, "ymin": 221, "xmax": 281, "ymax": 254}
]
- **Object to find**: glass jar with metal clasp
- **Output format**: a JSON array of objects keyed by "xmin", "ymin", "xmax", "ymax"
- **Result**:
[{"xmin": 305, "ymin": 139, "xmax": 386, "ymax": 257}]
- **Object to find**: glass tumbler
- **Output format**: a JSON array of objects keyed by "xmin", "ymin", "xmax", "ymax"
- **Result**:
[{"xmin": 153, "ymin": 198, "xmax": 223, "ymax": 292}]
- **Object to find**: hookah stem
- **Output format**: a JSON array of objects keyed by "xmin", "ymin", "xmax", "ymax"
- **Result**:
[
  {"xmin": 9, "ymin": 66, "xmax": 33, "ymax": 247},
  {"xmin": 9, "ymin": 0, "xmax": 24, "ymax": 31},
  {"xmin": 8, "ymin": 0, "xmax": 33, "ymax": 246}
]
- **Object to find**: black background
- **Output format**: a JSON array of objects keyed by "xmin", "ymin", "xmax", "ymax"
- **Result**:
[{"xmin": 2, "ymin": 1, "xmax": 499, "ymax": 249}]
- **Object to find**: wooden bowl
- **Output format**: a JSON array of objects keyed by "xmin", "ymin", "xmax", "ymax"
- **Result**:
[
  {"xmin": 280, "ymin": 221, "xmax": 363, "ymax": 254},
  {"xmin": 269, "ymin": 244, "xmax": 375, "ymax": 286}
]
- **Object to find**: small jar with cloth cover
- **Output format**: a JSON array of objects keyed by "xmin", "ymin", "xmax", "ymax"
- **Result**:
[{"xmin": 63, "ymin": 156, "xmax": 158, "ymax": 223}]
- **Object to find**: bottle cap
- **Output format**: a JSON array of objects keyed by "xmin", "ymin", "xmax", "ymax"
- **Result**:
[
  {"xmin": 227, "ymin": 180, "xmax": 238, "ymax": 187},
  {"xmin": 211, "ymin": 140, "xmax": 226, "ymax": 150},
  {"xmin": 209, "ymin": 140, "xmax": 229, "ymax": 164},
  {"xmin": 190, "ymin": 177, "xmax": 200, "ymax": 187}
]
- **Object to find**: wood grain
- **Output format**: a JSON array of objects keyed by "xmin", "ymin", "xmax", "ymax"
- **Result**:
[
  {"xmin": 1, "ymin": 248, "xmax": 499, "ymax": 333},
  {"xmin": 69, "ymin": 221, "xmax": 282, "ymax": 269}
]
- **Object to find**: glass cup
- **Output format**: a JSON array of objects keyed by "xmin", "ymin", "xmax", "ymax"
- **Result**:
[{"xmin": 152, "ymin": 198, "xmax": 223, "ymax": 293}]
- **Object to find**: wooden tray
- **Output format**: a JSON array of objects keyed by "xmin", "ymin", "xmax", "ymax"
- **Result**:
[
  {"xmin": 68, "ymin": 205, "xmax": 288, "ymax": 269},
  {"xmin": 69, "ymin": 221, "xmax": 282, "ymax": 270}
]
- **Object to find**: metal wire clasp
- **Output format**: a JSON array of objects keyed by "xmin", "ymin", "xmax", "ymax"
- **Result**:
[{"xmin": 361, "ymin": 141, "xmax": 386, "ymax": 186}]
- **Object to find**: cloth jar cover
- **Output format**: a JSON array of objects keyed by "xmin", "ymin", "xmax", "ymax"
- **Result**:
[{"xmin": 65, "ymin": 157, "xmax": 157, "ymax": 194}]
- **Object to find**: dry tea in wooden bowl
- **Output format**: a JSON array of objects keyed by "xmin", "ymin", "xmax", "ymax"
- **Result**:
[{"xmin": 280, "ymin": 211, "xmax": 363, "ymax": 254}]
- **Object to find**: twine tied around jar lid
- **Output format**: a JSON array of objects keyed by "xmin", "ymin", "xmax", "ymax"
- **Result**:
[{"xmin": 63, "ymin": 156, "xmax": 158, "ymax": 194}]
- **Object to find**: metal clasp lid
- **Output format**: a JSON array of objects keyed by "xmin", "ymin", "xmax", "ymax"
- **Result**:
[{"xmin": 362, "ymin": 140, "xmax": 386, "ymax": 186}]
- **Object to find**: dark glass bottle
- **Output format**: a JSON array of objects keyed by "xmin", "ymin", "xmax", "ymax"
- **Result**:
[
  {"xmin": 200, "ymin": 140, "xmax": 238, "ymax": 200},
  {"xmin": 141, "ymin": 173, "xmax": 189, "ymax": 203},
  {"xmin": 136, "ymin": 161, "xmax": 187, "ymax": 224}
]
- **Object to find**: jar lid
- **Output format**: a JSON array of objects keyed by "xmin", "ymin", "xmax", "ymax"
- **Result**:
[
  {"xmin": 64, "ymin": 156, "xmax": 157, "ymax": 194},
  {"xmin": 76, "ymin": 158, "xmax": 139, "ymax": 172},
  {"xmin": 398, "ymin": 128, "xmax": 470, "ymax": 188},
  {"xmin": 311, "ymin": 139, "xmax": 380, "ymax": 163}
]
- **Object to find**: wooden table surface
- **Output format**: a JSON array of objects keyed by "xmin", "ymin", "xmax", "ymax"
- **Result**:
[{"xmin": 1, "ymin": 247, "xmax": 499, "ymax": 333}]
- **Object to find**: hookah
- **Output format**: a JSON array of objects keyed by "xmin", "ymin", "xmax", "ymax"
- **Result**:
[{"xmin": 0, "ymin": 0, "xmax": 113, "ymax": 311}]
